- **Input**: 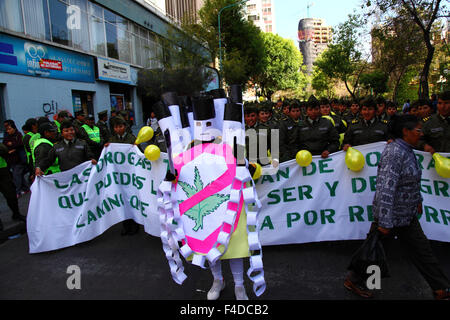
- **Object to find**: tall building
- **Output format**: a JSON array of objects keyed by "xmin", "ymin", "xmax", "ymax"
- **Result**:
[
  {"xmin": 0, "ymin": 0, "xmax": 208, "ymax": 135},
  {"xmin": 245, "ymin": 0, "xmax": 276, "ymax": 33},
  {"xmin": 165, "ymin": 0, "xmax": 204, "ymax": 24},
  {"xmin": 298, "ymin": 18, "xmax": 332, "ymax": 73}
]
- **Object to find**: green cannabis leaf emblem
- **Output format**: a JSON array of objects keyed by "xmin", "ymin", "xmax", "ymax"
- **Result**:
[{"xmin": 178, "ymin": 167, "xmax": 230, "ymax": 232}]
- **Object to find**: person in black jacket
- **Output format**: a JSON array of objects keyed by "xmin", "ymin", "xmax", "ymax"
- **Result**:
[
  {"xmin": 0, "ymin": 143, "xmax": 26, "ymax": 227},
  {"xmin": 36, "ymin": 121, "xmax": 97, "ymax": 176}
]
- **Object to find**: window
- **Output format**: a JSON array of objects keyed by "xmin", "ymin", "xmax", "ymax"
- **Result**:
[
  {"xmin": 104, "ymin": 9, "xmax": 119, "ymax": 59},
  {"xmin": 0, "ymin": 0, "xmax": 24, "ymax": 33},
  {"xmin": 49, "ymin": 0, "xmax": 71, "ymax": 46},
  {"xmin": 23, "ymin": 0, "xmax": 51, "ymax": 41},
  {"xmin": 69, "ymin": 0, "xmax": 90, "ymax": 51},
  {"xmin": 88, "ymin": 2, "xmax": 106, "ymax": 56},
  {"xmin": 117, "ymin": 17, "xmax": 131, "ymax": 63}
]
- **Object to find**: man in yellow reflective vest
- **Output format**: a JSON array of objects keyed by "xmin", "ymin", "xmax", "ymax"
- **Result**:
[
  {"xmin": 79, "ymin": 114, "xmax": 104, "ymax": 160},
  {"xmin": 0, "ymin": 143, "xmax": 26, "ymax": 229},
  {"xmin": 35, "ymin": 120, "xmax": 96, "ymax": 176},
  {"xmin": 32, "ymin": 123, "xmax": 60, "ymax": 176}
]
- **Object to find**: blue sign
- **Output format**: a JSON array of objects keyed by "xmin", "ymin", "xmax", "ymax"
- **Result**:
[{"xmin": 0, "ymin": 33, "xmax": 95, "ymax": 83}]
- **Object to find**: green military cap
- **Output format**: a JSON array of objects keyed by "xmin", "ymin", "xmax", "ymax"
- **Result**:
[{"xmin": 98, "ymin": 110, "xmax": 108, "ymax": 117}]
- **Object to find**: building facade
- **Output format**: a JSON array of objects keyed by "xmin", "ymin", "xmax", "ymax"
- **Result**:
[
  {"xmin": 245, "ymin": 0, "xmax": 276, "ymax": 34},
  {"xmin": 165, "ymin": 0, "xmax": 204, "ymax": 24},
  {"xmin": 298, "ymin": 18, "xmax": 332, "ymax": 73},
  {"xmin": 0, "ymin": 0, "xmax": 208, "ymax": 137}
]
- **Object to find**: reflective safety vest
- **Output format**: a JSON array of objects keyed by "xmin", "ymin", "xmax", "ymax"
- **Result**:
[
  {"xmin": 23, "ymin": 132, "xmax": 36, "ymax": 164},
  {"xmin": 0, "ymin": 156, "xmax": 7, "ymax": 169},
  {"xmin": 29, "ymin": 132, "xmax": 41, "ymax": 150},
  {"xmin": 54, "ymin": 120, "xmax": 61, "ymax": 133},
  {"xmin": 81, "ymin": 125, "xmax": 101, "ymax": 143},
  {"xmin": 31, "ymin": 138, "xmax": 60, "ymax": 175}
]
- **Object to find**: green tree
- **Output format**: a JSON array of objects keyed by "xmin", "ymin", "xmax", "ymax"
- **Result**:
[
  {"xmin": 360, "ymin": 70, "xmax": 389, "ymax": 96},
  {"xmin": 314, "ymin": 14, "xmax": 368, "ymax": 99},
  {"xmin": 311, "ymin": 67, "xmax": 335, "ymax": 98},
  {"xmin": 184, "ymin": 0, "xmax": 265, "ymax": 87},
  {"xmin": 364, "ymin": 0, "xmax": 447, "ymax": 99},
  {"xmin": 253, "ymin": 33, "xmax": 306, "ymax": 100}
]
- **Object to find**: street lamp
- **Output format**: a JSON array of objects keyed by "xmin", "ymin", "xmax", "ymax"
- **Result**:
[{"xmin": 218, "ymin": 0, "xmax": 249, "ymax": 72}]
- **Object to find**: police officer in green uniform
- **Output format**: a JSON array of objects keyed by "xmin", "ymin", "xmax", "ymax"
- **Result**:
[
  {"xmin": 279, "ymin": 101, "xmax": 302, "ymax": 162},
  {"xmin": 420, "ymin": 91, "xmax": 450, "ymax": 153},
  {"xmin": 104, "ymin": 117, "xmax": 139, "ymax": 236},
  {"xmin": 54, "ymin": 111, "xmax": 70, "ymax": 134},
  {"xmin": 80, "ymin": 114, "xmax": 104, "ymax": 160},
  {"xmin": 295, "ymin": 96, "xmax": 340, "ymax": 158},
  {"xmin": 256, "ymin": 102, "xmax": 278, "ymax": 165},
  {"xmin": 96, "ymin": 110, "xmax": 111, "ymax": 143},
  {"xmin": 0, "ymin": 143, "xmax": 26, "ymax": 229},
  {"xmin": 22, "ymin": 118, "xmax": 38, "ymax": 171},
  {"xmin": 343, "ymin": 97, "xmax": 392, "ymax": 151},
  {"xmin": 344, "ymin": 100, "xmax": 361, "ymax": 123},
  {"xmin": 36, "ymin": 121, "xmax": 96, "ymax": 176},
  {"xmin": 33, "ymin": 122, "xmax": 61, "ymax": 176}
]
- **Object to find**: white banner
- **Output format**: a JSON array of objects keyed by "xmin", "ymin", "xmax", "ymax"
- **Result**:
[{"xmin": 27, "ymin": 142, "xmax": 450, "ymax": 254}]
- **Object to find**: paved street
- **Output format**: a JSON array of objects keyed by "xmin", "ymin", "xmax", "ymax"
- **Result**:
[{"xmin": 1, "ymin": 193, "xmax": 449, "ymax": 300}]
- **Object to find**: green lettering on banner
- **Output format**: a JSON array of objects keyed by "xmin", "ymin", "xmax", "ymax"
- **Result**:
[
  {"xmin": 302, "ymin": 162, "xmax": 316, "ymax": 176},
  {"xmin": 151, "ymin": 180, "xmax": 157, "ymax": 195},
  {"xmin": 120, "ymin": 173, "xmax": 131, "ymax": 185},
  {"xmin": 415, "ymin": 153, "xmax": 424, "ymax": 170},
  {"xmin": 367, "ymin": 205, "xmax": 374, "ymax": 222},
  {"xmin": 82, "ymin": 168, "xmax": 91, "ymax": 181},
  {"xmin": 434, "ymin": 180, "xmax": 449, "ymax": 197},
  {"xmin": 320, "ymin": 209, "xmax": 335, "ymax": 224},
  {"xmin": 352, "ymin": 178, "xmax": 366, "ymax": 193},
  {"xmin": 96, "ymin": 159, "xmax": 105, "ymax": 173},
  {"xmin": 260, "ymin": 216, "xmax": 274, "ymax": 230},
  {"xmin": 421, "ymin": 179, "xmax": 432, "ymax": 194},
  {"xmin": 283, "ymin": 187, "xmax": 296, "ymax": 202},
  {"xmin": 318, "ymin": 158, "xmax": 333, "ymax": 174},
  {"xmin": 287, "ymin": 212, "xmax": 301, "ymax": 228},
  {"xmin": 441, "ymin": 210, "xmax": 450, "ymax": 225},
  {"xmin": 261, "ymin": 175, "xmax": 274, "ymax": 184},
  {"xmin": 70, "ymin": 192, "xmax": 88, "ymax": 207},
  {"xmin": 108, "ymin": 194, "xmax": 121, "ymax": 209},
  {"xmin": 427, "ymin": 158, "xmax": 435, "ymax": 170},
  {"xmin": 324, "ymin": 181, "xmax": 339, "ymax": 197},
  {"xmin": 54, "ymin": 179, "xmax": 69, "ymax": 189},
  {"xmin": 298, "ymin": 185, "xmax": 313, "ymax": 200},
  {"xmin": 58, "ymin": 196, "xmax": 72, "ymax": 209},
  {"xmin": 95, "ymin": 180, "xmax": 103, "ymax": 195},
  {"xmin": 128, "ymin": 152, "xmax": 136, "ymax": 165},
  {"xmin": 104, "ymin": 174, "xmax": 112, "ymax": 188},
  {"xmin": 105, "ymin": 152, "xmax": 113, "ymax": 164},
  {"xmin": 349, "ymin": 206, "xmax": 365, "ymax": 222},
  {"xmin": 424, "ymin": 206, "xmax": 440, "ymax": 224},
  {"xmin": 87, "ymin": 210, "xmax": 97, "ymax": 225},
  {"xmin": 369, "ymin": 176, "xmax": 377, "ymax": 191},
  {"xmin": 76, "ymin": 213, "xmax": 85, "ymax": 228},
  {"xmin": 267, "ymin": 189, "xmax": 281, "ymax": 205},
  {"xmin": 144, "ymin": 159, "xmax": 152, "ymax": 171},
  {"xmin": 276, "ymin": 167, "xmax": 289, "ymax": 181},
  {"xmin": 366, "ymin": 152, "xmax": 380, "ymax": 167},
  {"xmin": 114, "ymin": 152, "xmax": 126, "ymax": 164},
  {"xmin": 304, "ymin": 210, "xmax": 317, "ymax": 225},
  {"xmin": 70, "ymin": 174, "xmax": 82, "ymax": 187}
]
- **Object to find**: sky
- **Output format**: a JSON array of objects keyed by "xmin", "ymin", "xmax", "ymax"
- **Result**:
[{"xmin": 274, "ymin": 0, "xmax": 365, "ymax": 43}]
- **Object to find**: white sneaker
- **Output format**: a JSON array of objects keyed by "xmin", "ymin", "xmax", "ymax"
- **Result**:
[
  {"xmin": 207, "ymin": 279, "xmax": 225, "ymax": 300},
  {"xmin": 234, "ymin": 285, "xmax": 248, "ymax": 300}
]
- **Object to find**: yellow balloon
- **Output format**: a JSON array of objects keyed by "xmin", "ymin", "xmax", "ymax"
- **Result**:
[
  {"xmin": 135, "ymin": 126, "xmax": 154, "ymax": 145},
  {"xmin": 296, "ymin": 150, "xmax": 312, "ymax": 167},
  {"xmin": 252, "ymin": 163, "xmax": 262, "ymax": 180},
  {"xmin": 144, "ymin": 145, "xmax": 161, "ymax": 161},
  {"xmin": 433, "ymin": 153, "xmax": 450, "ymax": 178},
  {"xmin": 345, "ymin": 147, "xmax": 365, "ymax": 172}
]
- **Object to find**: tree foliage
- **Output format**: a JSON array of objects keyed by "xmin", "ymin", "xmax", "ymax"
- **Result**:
[
  {"xmin": 253, "ymin": 33, "xmax": 306, "ymax": 100},
  {"xmin": 363, "ymin": 0, "xmax": 448, "ymax": 98},
  {"xmin": 314, "ymin": 14, "xmax": 368, "ymax": 99}
]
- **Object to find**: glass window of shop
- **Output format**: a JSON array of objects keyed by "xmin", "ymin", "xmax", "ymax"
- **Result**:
[
  {"xmin": 0, "ymin": 0, "xmax": 24, "ymax": 34},
  {"xmin": 0, "ymin": 0, "xmax": 166, "ymax": 69}
]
